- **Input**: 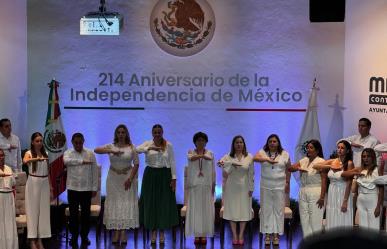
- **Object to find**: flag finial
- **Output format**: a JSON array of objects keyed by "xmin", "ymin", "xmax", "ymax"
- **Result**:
[
  {"xmin": 312, "ymin": 78, "xmax": 319, "ymax": 90},
  {"xmin": 48, "ymin": 79, "xmax": 60, "ymax": 88}
]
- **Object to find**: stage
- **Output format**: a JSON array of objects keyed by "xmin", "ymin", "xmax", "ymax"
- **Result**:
[{"xmin": 42, "ymin": 221, "xmax": 304, "ymax": 249}]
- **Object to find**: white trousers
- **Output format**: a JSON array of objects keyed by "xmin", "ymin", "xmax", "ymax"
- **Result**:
[
  {"xmin": 25, "ymin": 176, "xmax": 51, "ymax": 238},
  {"xmin": 357, "ymin": 192, "xmax": 380, "ymax": 230},
  {"xmin": 299, "ymin": 186, "xmax": 324, "ymax": 238},
  {"xmin": 259, "ymin": 188, "xmax": 284, "ymax": 234}
]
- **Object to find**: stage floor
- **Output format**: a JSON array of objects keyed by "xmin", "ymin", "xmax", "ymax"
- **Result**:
[{"xmin": 38, "ymin": 223, "xmax": 304, "ymax": 249}]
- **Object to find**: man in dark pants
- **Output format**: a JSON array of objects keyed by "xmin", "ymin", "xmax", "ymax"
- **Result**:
[{"xmin": 64, "ymin": 133, "xmax": 98, "ymax": 248}]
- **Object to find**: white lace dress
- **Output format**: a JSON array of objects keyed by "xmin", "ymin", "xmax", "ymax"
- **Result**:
[{"xmin": 103, "ymin": 144, "xmax": 139, "ymax": 229}]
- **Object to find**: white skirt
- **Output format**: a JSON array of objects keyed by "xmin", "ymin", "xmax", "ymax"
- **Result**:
[
  {"xmin": 103, "ymin": 168, "xmax": 139, "ymax": 229},
  {"xmin": 326, "ymin": 182, "xmax": 353, "ymax": 229},
  {"xmin": 185, "ymin": 185, "xmax": 214, "ymax": 237},
  {"xmin": 0, "ymin": 192, "xmax": 18, "ymax": 249}
]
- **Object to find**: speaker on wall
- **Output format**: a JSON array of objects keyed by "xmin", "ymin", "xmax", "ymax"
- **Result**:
[{"xmin": 309, "ymin": 0, "xmax": 345, "ymax": 22}]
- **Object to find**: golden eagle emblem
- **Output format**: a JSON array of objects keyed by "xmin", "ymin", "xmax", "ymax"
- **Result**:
[{"xmin": 150, "ymin": 0, "xmax": 215, "ymax": 56}]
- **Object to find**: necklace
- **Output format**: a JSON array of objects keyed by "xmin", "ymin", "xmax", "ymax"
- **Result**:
[
  {"xmin": 196, "ymin": 149, "xmax": 205, "ymax": 177},
  {"xmin": 268, "ymin": 151, "xmax": 278, "ymax": 169}
]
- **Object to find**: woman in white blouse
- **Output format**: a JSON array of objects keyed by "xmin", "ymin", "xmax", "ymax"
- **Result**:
[
  {"xmin": 95, "ymin": 124, "xmax": 139, "ymax": 244},
  {"xmin": 218, "ymin": 135, "xmax": 254, "ymax": 246},
  {"xmin": 254, "ymin": 134, "xmax": 290, "ymax": 245},
  {"xmin": 342, "ymin": 148, "xmax": 383, "ymax": 230},
  {"xmin": 136, "ymin": 124, "xmax": 178, "ymax": 244},
  {"xmin": 23, "ymin": 132, "xmax": 51, "ymax": 249},
  {"xmin": 288, "ymin": 139, "xmax": 326, "ymax": 238},
  {"xmin": 0, "ymin": 148, "xmax": 18, "ymax": 249}
]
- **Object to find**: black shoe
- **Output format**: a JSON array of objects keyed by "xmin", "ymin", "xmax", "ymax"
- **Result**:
[
  {"xmin": 81, "ymin": 238, "xmax": 91, "ymax": 246},
  {"xmin": 69, "ymin": 238, "xmax": 78, "ymax": 248}
]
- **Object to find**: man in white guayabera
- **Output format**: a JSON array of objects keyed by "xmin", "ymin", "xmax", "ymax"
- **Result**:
[
  {"xmin": 64, "ymin": 133, "xmax": 98, "ymax": 248},
  {"xmin": 341, "ymin": 118, "xmax": 380, "ymax": 168},
  {"xmin": 0, "ymin": 118, "xmax": 22, "ymax": 171}
]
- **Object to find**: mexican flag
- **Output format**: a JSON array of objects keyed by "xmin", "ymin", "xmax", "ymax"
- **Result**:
[
  {"xmin": 294, "ymin": 79, "xmax": 321, "ymax": 185},
  {"xmin": 295, "ymin": 79, "xmax": 321, "ymax": 162},
  {"xmin": 43, "ymin": 79, "xmax": 67, "ymax": 198}
]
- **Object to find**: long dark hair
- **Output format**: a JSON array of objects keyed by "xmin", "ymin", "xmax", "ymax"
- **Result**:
[
  {"xmin": 306, "ymin": 139, "xmax": 324, "ymax": 158},
  {"xmin": 0, "ymin": 148, "xmax": 4, "ymax": 167},
  {"xmin": 30, "ymin": 132, "xmax": 48, "ymax": 173},
  {"xmin": 337, "ymin": 140, "xmax": 353, "ymax": 171},
  {"xmin": 114, "ymin": 124, "xmax": 132, "ymax": 145},
  {"xmin": 361, "ymin": 148, "xmax": 377, "ymax": 176},
  {"xmin": 152, "ymin": 124, "xmax": 166, "ymax": 151},
  {"xmin": 263, "ymin": 134, "xmax": 284, "ymax": 154},
  {"xmin": 229, "ymin": 135, "xmax": 248, "ymax": 158}
]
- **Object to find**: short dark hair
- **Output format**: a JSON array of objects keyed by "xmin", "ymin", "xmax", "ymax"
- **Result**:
[
  {"xmin": 0, "ymin": 118, "xmax": 10, "ymax": 127},
  {"xmin": 71, "ymin": 133, "xmax": 84, "ymax": 142},
  {"xmin": 359, "ymin": 117, "xmax": 371, "ymax": 127},
  {"xmin": 193, "ymin": 132, "xmax": 208, "ymax": 144}
]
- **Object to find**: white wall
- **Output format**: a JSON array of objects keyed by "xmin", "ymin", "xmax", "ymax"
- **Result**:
[
  {"xmin": 0, "ymin": 0, "xmax": 27, "ymax": 147},
  {"xmin": 344, "ymin": 0, "xmax": 387, "ymax": 142}
]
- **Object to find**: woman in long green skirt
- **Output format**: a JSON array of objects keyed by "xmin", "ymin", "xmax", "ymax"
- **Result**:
[{"xmin": 136, "ymin": 124, "xmax": 178, "ymax": 244}]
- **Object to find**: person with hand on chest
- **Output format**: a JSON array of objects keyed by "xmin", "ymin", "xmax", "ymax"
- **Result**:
[
  {"xmin": 136, "ymin": 124, "xmax": 178, "ymax": 244},
  {"xmin": 64, "ymin": 133, "xmax": 98, "ymax": 248},
  {"xmin": 254, "ymin": 134, "xmax": 291, "ymax": 245}
]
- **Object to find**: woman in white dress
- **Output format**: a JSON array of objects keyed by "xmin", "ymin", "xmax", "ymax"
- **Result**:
[
  {"xmin": 0, "ymin": 148, "xmax": 18, "ymax": 249},
  {"xmin": 218, "ymin": 135, "xmax": 254, "ymax": 246},
  {"xmin": 253, "ymin": 134, "xmax": 290, "ymax": 245},
  {"xmin": 95, "ymin": 124, "xmax": 139, "ymax": 244},
  {"xmin": 314, "ymin": 140, "xmax": 354, "ymax": 230},
  {"xmin": 342, "ymin": 148, "xmax": 383, "ymax": 230},
  {"xmin": 185, "ymin": 132, "xmax": 215, "ymax": 245},
  {"xmin": 288, "ymin": 139, "xmax": 326, "ymax": 238},
  {"xmin": 23, "ymin": 132, "xmax": 51, "ymax": 249}
]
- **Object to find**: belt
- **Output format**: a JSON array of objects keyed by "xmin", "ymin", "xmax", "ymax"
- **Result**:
[
  {"xmin": 0, "ymin": 190, "xmax": 13, "ymax": 193},
  {"xmin": 29, "ymin": 174, "xmax": 48, "ymax": 178},
  {"xmin": 0, "ymin": 174, "xmax": 12, "ymax": 177},
  {"xmin": 110, "ymin": 166, "xmax": 131, "ymax": 175}
]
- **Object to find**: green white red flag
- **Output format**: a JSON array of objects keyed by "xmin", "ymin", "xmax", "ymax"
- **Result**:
[{"xmin": 43, "ymin": 79, "xmax": 67, "ymax": 198}]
